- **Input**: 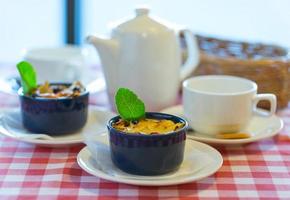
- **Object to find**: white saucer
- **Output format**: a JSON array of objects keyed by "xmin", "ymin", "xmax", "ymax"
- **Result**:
[
  {"xmin": 161, "ymin": 105, "xmax": 284, "ymax": 145},
  {"xmin": 77, "ymin": 134, "xmax": 223, "ymax": 186},
  {"xmin": 0, "ymin": 76, "xmax": 105, "ymax": 95},
  {"xmin": 0, "ymin": 106, "xmax": 115, "ymax": 147}
]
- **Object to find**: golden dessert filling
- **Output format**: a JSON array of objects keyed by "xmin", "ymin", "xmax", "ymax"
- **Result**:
[
  {"xmin": 30, "ymin": 81, "xmax": 85, "ymax": 98},
  {"xmin": 113, "ymin": 118, "xmax": 185, "ymax": 135}
]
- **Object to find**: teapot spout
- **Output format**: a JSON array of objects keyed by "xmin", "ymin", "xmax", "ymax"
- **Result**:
[
  {"xmin": 86, "ymin": 35, "xmax": 119, "ymax": 65},
  {"xmin": 86, "ymin": 35, "xmax": 119, "ymax": 106}
]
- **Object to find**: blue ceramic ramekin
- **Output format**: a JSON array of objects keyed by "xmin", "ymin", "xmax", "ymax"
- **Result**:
[
  {"xmin": 107, "ymin": 112, "xmax": 188, "ymax": 175},
  {"xmin": 18, "ymin": 83, "xmax": 89, "ymax": 135}
]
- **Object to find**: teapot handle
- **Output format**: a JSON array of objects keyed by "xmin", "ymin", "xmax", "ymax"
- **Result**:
[{"xmin": 179, "ymin": 29, "xmax": 200, "ymax": 81}]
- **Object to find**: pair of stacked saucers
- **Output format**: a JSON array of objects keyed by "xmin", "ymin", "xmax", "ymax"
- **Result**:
[{"xmin": 79, "ymin": 87, "xmax": 223, "ymax": 186}]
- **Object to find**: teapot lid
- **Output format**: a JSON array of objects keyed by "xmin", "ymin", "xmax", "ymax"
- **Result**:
[{"xmin": 113, "ymin": 7, "xmax": 171, "ymax": 34}]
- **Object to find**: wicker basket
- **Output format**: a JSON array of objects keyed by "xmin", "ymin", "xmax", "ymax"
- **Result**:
[{"xmin": 182, "ymin": 34, "xmax": 290, "ymax": 109}]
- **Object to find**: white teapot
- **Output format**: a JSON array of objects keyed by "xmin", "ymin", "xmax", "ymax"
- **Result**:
[{"xmin": 87, "ymin": 8, "xmax": 199, "ymax": 111}]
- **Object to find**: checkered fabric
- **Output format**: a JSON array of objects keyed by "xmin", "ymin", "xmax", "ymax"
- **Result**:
[{"xmin": 1, "ymin": 75, "xmax": 290, "ymax": 199}]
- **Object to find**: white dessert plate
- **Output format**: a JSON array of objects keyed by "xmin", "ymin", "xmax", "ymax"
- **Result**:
[
  {"xmin": 77, "ymin": 134, "xmax": 223, "ymax": 186},
  {"xmin": 0, "ymin": 106, "xmax": 115, "ymax": 147},
  {"xmin": 161, "ymin": 105, "xmax": 283, "ymax": 145}
]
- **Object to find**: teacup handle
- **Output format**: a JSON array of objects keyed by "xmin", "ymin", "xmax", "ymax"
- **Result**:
[
  {"xmin": 253, "ymin": 94, "xmax": 277, "ymax": 117},
  {"xmin": 179, "ymin": 29, "xmax": 200, "ymax": 81}
]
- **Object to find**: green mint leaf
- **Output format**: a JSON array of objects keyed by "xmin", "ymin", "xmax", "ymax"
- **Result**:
[
  {"xmin": 115, "ymin": 88, "xmax": 145, "ymax": 121},
  {"xmin": 16, "ymin": 61, "xmax": 37, "ymax": 94}
]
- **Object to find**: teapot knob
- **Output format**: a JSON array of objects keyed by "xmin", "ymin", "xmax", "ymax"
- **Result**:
[{"xmin": 135, "ymin": 7, "xmax": 149, "ymax": 16}]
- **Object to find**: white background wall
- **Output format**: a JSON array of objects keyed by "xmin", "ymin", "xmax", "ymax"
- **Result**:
[
  {"xmin": 83, "ymin": 0, "xmax": 290, "ymax": 45},
  {"xmin": 1, "ymin": 0, "xmax": 290, "ymax": 63},
  {"xmin": 0, "ymin": 0, "xmax": 64, "ymax": 62},
  {"xmin": 82, "ymin": 0, "xmax": 290, "ymax": 64}
]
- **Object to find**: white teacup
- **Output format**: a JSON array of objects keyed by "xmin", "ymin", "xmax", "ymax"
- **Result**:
[
  {"xmin": 23, "ymin": 46, "xmax": 87, "ymax": 83},
  {"xmin": 182, "ymin": 75, "xmax": 277, "ymax": 135}
]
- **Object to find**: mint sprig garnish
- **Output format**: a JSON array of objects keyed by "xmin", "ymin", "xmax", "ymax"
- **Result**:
[
  {"xmin": 115, "ymin": 88, "xmax": 145, "ymax": 121},
  {"xmin": 16, "ymin": 61, "xmax": 37, "ymax": 94}
]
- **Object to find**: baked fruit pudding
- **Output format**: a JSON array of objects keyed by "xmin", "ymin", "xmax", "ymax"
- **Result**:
[
  {"xmin": 17, "ymin": 61, "xmax": 89, "ymax": 134},
  {"xmin": 107, "ymin": 88, "xmax": 188, "ymax": 175}
]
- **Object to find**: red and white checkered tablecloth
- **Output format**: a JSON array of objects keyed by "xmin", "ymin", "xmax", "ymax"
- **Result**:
[{"xmin": 1, "ymin": 70, "xmax": 290, "ymax": 199}]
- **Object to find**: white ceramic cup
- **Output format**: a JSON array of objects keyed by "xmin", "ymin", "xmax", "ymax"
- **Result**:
[
  {"xmin": 23, "ymin": 46, "xmax": 87, "ymax": 83},
  {"xmin": 182, "ymin": 75, "xmax": 277, "ymax": 135}
]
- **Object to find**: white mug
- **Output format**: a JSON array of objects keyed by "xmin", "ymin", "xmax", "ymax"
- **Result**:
[
  {"xmin": 23, "ymin": 46, "xmax": 87, "ymax": 83},
  {"xmin": 182, "ymin": 75, "xmax": 277, "ymax": 135}
]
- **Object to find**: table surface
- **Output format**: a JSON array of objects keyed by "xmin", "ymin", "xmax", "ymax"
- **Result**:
[{"xmin": 0, "ymin": 67, "xmax": 290, "ymax": 200}]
